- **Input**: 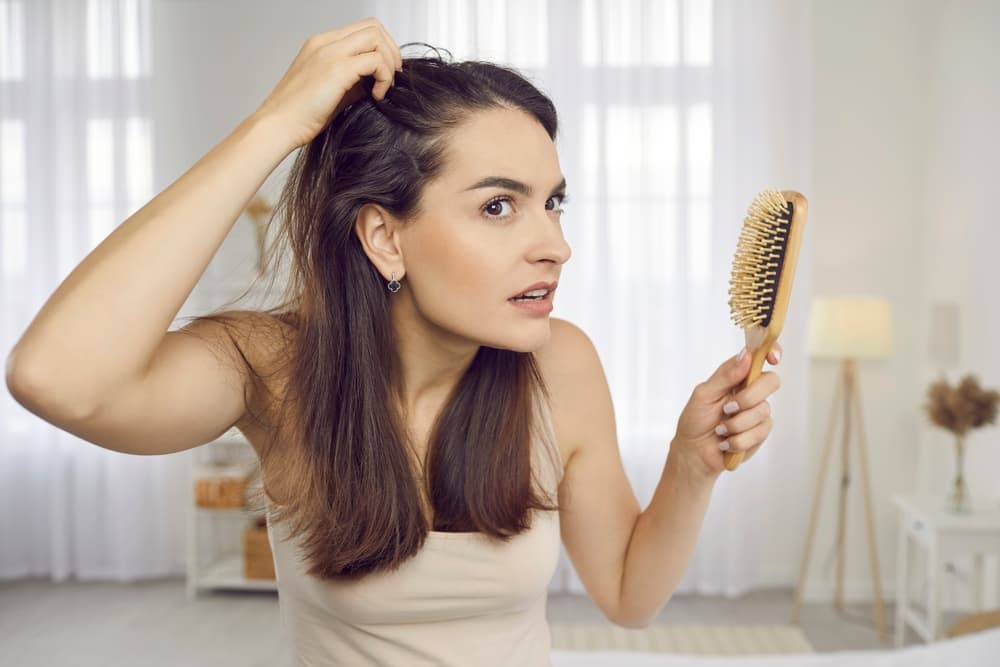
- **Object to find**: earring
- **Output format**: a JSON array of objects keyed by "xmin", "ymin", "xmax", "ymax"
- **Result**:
[{"xmin": 387, "ymin": 271, "xmax": 401, "ymax": 293}]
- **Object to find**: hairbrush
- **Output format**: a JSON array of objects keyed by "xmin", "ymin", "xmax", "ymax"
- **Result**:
[{"xmin": 725, "ymin": 189, "xmax": 808, "ymax": 471}]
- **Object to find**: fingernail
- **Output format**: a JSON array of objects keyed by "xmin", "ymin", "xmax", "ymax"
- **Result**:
[
  {"xmin": 719, "ymin": 440, "xmax": 731, "ymax": 451},
  {"xmin": 723, "ymin": 400, "xmax": 740, "ymax": 416},
  {"xmin": 715, "ymin": 423, "xmax": 728, "ymax": 437},
  {"xmin": 774, "ymin": 349, "xmax": 782, "ymax": 363}
]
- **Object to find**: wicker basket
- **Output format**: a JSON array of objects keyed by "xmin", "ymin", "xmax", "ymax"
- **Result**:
[
  {"xmin": 243, "ymin": 516, "xmax": 275, "ymax": 580},
  {"xmin": 193, "ymin": 462, "xmax": 255, "ymax": 508}
]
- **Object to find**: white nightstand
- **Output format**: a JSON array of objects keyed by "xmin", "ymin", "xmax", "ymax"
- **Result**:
[{"xmin": 892, "ymin": 494, "xmax": 1000, "ymax": 646}]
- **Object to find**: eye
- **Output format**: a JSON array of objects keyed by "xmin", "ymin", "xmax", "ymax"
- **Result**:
[
  {"xmin": 548, "ymin": 193, "xmax": 570, "ymax": 212},
  {"xmin": 482, "ymin": 196, "xmax": 515, "ymax": 221},
  {"xmin": 480, "ymin": 193, "xmax": 570, "ymax": 222}
]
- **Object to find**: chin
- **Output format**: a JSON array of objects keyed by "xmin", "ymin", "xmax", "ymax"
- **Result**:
[{"xmin": 491, "ymin": 324, "xmax": 552, "ymax": 353}]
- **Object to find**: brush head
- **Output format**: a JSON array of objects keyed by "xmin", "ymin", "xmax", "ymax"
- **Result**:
[{"xmin": 728, "ymin": 189, "xmax": 794, "ymax": 329}]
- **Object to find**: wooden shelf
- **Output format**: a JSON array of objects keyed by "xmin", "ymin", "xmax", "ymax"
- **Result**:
[
  {"xmin": 187, "ymin": 427, "xmax": 275, "ymax": 597},
  {"xmin": 196, "ymin": 554, "xmax": 276, "ymax": 592}
]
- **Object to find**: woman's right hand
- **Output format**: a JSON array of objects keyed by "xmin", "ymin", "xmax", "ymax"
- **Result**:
[{"xmin": 253, "ymin": 17, "xmax": 403, "ymax": 152}]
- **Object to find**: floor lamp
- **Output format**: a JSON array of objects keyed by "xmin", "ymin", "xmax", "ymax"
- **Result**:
[{"xmin": 790, "ymin": 297, "xmax": 893, "ymax": 641}]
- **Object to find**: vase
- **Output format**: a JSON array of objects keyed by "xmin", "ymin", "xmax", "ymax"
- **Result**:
[{"xmin": 946, "ymin": 434, "xmax": 972, "ymax": 514}]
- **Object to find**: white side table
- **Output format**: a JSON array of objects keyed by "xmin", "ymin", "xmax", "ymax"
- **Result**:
[{"xmin": 892, "ymin": 494, "xmax": 1000, "ymax": 646}]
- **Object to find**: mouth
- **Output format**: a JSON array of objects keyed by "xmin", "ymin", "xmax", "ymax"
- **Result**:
[
  {"xmin": 508, "ymin": 289, "xmax": 553, "ymax": 303},
  {"xmin": 509, "ymin": 281, "xmax": 558, "ymax": 302},
  {"xmin": 508, "ymin": 287, "xmax": 555, "ymax": 314}
]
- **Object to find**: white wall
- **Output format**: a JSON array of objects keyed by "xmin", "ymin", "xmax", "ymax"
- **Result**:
[
  {"xmin": 148, "ymin": 0, "xmax": 1000, "ymax": 609},
  {"xmin": 918, "ymin": 0, "xmax": 1000, "ymax": 611},
  {"xmin": 807, "ymin": 0, "xmax": 1000, "ymax": 609},
  {"xmin": 151, "ymin": 0, "xmax": 368, "ymax": 317},
  {"xmin": 919, "ymin": 0, "xmax": 1000, "ymax": 496}
]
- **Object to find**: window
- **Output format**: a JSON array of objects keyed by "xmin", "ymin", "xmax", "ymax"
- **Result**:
[
  {"xmin": 0, "ymin": 0, "xmax": 154, "ymax": 284},
  {"xmin": 384, "ymin": 0, "xmax": 715, "ymax": 432},
  {"xmin": 0, "ymin": 0, "xmax": 153, "ymax": 436}
]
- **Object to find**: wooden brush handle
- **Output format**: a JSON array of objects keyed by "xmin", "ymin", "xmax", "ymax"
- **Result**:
[
  {"xmin": 723, "ymin": 338, "xmax": 771, "ymax": 471},
  {"xmin": 722, "ymin": 190, "xmax": 806, "ymax": 472}
]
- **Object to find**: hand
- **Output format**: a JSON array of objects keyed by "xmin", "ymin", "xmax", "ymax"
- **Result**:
[
  {"xmin": 253, "ymin": 17, "xmax": 403, "ymax": 152},
  {"xmin": 669, "ymin": 342, "xmax": 783, "ymax": 479}
]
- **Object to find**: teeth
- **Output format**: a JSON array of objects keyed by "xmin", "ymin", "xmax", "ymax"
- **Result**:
[{"xmin": 519, "ymin": 288, "xmax": 549, "ymax": 298}]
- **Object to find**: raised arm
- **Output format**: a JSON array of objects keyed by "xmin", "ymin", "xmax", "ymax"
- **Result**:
[
  {"xmin": 5, "ymin": 18, "xmax": 404, "ymax": 454},
  {"xmin": 6, "ymin": 112, "xmax": 290, "ymax": 423}
]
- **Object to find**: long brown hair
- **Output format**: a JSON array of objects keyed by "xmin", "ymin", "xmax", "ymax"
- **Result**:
[{"xmin": 178, "ymin": 45, "xmax": 562, "ymax": 580}]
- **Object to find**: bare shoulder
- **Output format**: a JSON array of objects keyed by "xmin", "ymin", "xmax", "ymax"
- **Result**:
[
  {"xmin": 533, "ymin": 317, "xmax": 607, "ymax": 465},
  {"xmin": 205, "ymin": 309, "xmax": 297, "ymax": 453},
  {"xmin": 533, "ymin": 317, "xmax": 594, "ymax": 374},
  {"xmin": 533, "ymin": 319, "xmax": 636, "ymax": 626},
  {"xmin": 193, "ymin": 309, "xmax": 295, "ymax": 379}
]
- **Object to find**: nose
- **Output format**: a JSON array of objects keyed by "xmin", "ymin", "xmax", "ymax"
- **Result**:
[{"xmin": 533, "ymin": 210, "xmax": 572, "ymax": 265}]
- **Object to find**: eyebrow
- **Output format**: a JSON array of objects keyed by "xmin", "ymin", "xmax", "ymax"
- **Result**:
[{"xmin": 463, "ymin": 176, "xmax": 568, "ymax": 197}]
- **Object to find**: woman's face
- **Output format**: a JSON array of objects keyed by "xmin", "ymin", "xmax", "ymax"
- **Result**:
[{"xmin": 395, "ymin": 106, "xmax": 572, "ymax": 352}]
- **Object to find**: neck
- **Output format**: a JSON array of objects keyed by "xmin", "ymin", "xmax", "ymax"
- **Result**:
[{"xmin": 390, "ymin": 291, "xmax": 479, "ymax": 418}]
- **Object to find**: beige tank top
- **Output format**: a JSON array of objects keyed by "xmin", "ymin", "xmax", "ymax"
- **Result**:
[{"xmin": 266, "ymin": 389, "xmax": 565, "ymax": 666}]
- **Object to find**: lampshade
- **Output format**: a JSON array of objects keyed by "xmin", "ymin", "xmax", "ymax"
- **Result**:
[{"xmin": 806, "ymin": 297, "xmax": 893, "ymax": 360}]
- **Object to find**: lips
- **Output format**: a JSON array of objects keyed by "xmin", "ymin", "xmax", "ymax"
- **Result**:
[{"xmin": 510, "ymin": 281, "xmax": 558, "ymax": 299}]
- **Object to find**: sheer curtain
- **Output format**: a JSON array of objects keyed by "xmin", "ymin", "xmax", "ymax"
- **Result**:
[
  {"xmin": 1, "ymin": 0, "xmax": 815, "ymax": 594},
  {"xmin": 370, "ymin": 0, "xmax": 815, "ymax": 597},
  {"xmin": 0, "ymin": 0, "xmax": 189, "ymax": 580}
]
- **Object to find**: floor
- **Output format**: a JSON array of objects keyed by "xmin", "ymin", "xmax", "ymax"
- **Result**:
[{"xmin": 0, "ymin": 578, "xmax": 939, "ymax": 666}]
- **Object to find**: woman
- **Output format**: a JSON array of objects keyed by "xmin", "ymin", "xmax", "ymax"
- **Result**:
[{"xmin": 6, "ymin": 17, "xmax": 782, "ymax": 666}]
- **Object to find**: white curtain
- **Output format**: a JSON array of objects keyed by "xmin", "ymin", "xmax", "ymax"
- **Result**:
[
  {"xmin": 0, "ymin": 0, "xmax": 189, "ymax": 580},
  {"xmin": 1, "ymin": 0, "xmax": 815, "ymax": 594},
  {"xmin": 370, "ymin": 0, "xmax": 816, "ymax": 597}
]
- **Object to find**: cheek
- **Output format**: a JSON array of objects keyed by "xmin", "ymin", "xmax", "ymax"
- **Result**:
[
  {"xmin": 424, "ymin": 246, "xmax": 480, "ymax": 291},
  {"xmin": 425, "ymin": 229, "xmax": 504, "ymax": 291},
  {"xmin": 409, "ymin": 229, "xmax": 499, "ymax": 304},
  {"xmin": 406, "ymin": 221, "xmax": 534, "ymax": 333}
]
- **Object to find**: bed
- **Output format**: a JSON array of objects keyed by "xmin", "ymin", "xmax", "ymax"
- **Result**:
[{"xmin": 550, "ymin": 625, "xmax": 1000, "ymax": 666}]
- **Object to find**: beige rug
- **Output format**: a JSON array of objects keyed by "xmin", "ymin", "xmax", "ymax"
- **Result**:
[{"xmin": 549, "ymin": 624, "xmax": 815, "ymax": 655}]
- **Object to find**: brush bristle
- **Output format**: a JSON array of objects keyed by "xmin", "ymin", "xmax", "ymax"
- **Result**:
[{"xmin": 728, "ymin": 189, "xmax": 792, "ymax": 329}]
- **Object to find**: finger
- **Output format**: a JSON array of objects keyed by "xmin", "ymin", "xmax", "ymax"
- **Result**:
[
  {"xmin": 337, "ymin": 51, "xmax": 392, "ymax": 101},
  {"xmin": 725, "ymin": 371, "xmax": 780, "ymax": 416},
  {"xmin": 333, "ymin": 20, "xmax": 400, "ymax": 81},
  {"xmin": 697, "ymin": 347, "xmax": 751, "ymax": 403},
  {"xmin": 716, "ymin": 400, "xmax": 770, "ymax": 438},
  {"xmin": 373, "ymin": 20, "xmax": 404, "ymax": 71},
  {"xmin": 367, "ymin": 29, "xmax": 400, "ymax": 96},
  {"xmin": 721, "ymin": 417, "xmax": 772, "ymax": 453},
  {"xmin": 304, "ymin": 17, "xmax": 382, "ymax": 53},
  {"xmin": 329, "ymin": 29, "xmax": 395, "ymax": 98},
  {"xmin": 327, "ymin": 24, "xmax": 383, "ymax": 61},
  {"xmin": 367, "ymin": 21, "xmax": 402, "ymax": 78},
  {"xmin": 370, "ymin": 57, "xmax": 394, "ymax": 99},
  {"xmin": 767, "ymin": 341, "xmax": 782, "ymax": 365}
]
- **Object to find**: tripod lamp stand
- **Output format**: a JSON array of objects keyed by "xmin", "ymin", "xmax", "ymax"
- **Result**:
[{"xmin": 791, "ymin": 297, "xmax": 894, "ymax": 641}]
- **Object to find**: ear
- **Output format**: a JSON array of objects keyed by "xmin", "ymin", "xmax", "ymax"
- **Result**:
[{"xmin": 354, "ymin": 203, "xmax": 405, "ymax": 282}]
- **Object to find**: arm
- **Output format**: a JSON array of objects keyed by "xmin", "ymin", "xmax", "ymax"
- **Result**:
[
  {"xmin": 6, "ymin": 112, "xmax": 292, "ymax": 419},
  {"xmin": 617, "ymin": 346, "xmax": 782, "ymax": 627},
  {"xmin": 615, "ymin": 451, "xmax": 717, "ymax": 627},
  {"xmin": 7, "ymin": 19, "xmax": 404, "ymax": 421},
  {"xmin": 546, "ymin": 318, "xmax": 781, "ymax": 628}
]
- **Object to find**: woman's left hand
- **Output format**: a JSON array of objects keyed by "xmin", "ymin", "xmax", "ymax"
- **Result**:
[{"xmin": 669, "ymin": 342, "xmax": 783, "ymax": 479}]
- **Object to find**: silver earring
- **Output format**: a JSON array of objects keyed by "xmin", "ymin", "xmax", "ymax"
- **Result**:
[{"xmin": 387, "ymin": 271, "xmax": 401, "ymax": 293}]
